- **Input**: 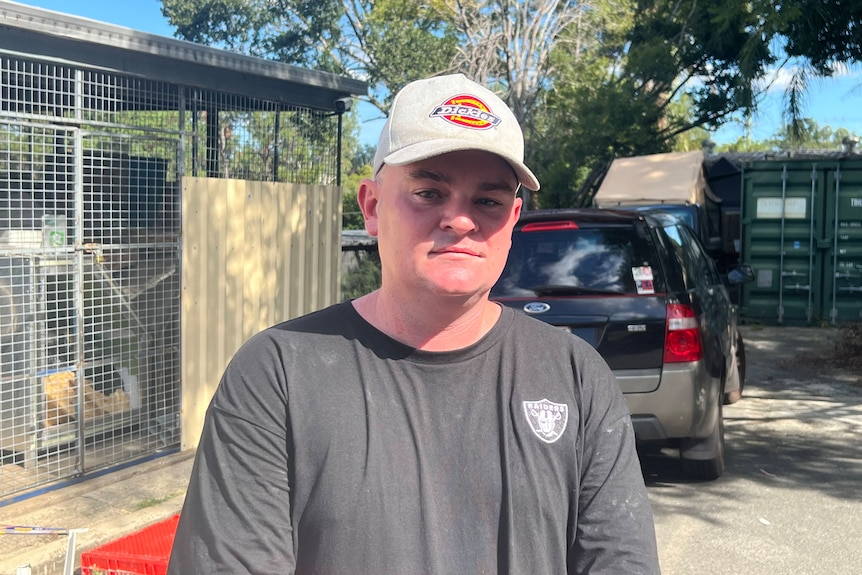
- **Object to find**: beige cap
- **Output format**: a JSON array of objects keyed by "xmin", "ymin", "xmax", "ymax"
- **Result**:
[{"xmin": 373, "ymin": 74, "xmax": 540, "ymax": 191}]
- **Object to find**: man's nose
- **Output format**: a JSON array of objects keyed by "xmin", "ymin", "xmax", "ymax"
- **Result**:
[{"xmin": 440, "ymin": 200, "xmax": 477, "ymax": 234}]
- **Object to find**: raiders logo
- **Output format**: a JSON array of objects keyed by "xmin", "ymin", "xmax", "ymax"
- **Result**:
[
  {"xmin": 429, "ymin": 94, "xmax": 501, "ymax": 130},
  {"xmin": 523, "ymin": 399, "xmax": 568, "ymax": 443}
]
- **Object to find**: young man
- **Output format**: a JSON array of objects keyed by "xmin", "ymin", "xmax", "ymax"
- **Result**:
[{"xmin": 169, "ymin": 74, "xmax": 660, "ymax": 574}]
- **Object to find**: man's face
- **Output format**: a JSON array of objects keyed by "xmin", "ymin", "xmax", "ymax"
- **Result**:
[{"xmin": 359, "ymin": 150, "xmax": 523, "ymax": 301}]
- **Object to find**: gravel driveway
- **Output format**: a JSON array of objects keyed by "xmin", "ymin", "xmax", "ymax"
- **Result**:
[{"xmin": 643, "ymin": 325, "xmax": 862, "ymax": 575}]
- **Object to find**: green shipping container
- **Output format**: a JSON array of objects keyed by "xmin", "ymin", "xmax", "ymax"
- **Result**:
[{"xmin": 741, "ymin": 159, "xmax": 862, "ymax": 324}]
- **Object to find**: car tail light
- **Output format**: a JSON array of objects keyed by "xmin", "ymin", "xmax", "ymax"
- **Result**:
[
  {"xmin": 521, "ymin": 221, "xmax": 579, "ymax": 232},
  {"xmin": 664, "ymin": 304, "xmax": 702, "ymax": 363}
]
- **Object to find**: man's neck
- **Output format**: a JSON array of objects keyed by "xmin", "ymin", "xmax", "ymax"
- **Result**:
[{"xmin": 352, "ymin": 290, "xmax": 502, "ymax": 352}]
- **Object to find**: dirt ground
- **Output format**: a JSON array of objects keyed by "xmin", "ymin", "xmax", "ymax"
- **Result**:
[
  {"xmin": 648, "ymin": 324, "xmax": 862, "ymax": 575},
  {"xmin": 740, "ymin": 324, "xmax": 862, "ymax": 390}
]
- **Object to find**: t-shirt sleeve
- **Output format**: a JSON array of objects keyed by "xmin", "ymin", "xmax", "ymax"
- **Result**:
[
  {"xmin": 168, "ymin": 331, "xmax": 295, "ymax": 575},
  {"xmin": 568, "ymin": 347, "xmax": 661, "ymax": 575}
]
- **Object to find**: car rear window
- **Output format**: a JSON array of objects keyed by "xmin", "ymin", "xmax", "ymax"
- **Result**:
[{"xmin": 492, "ymin": 224, "xmax": 664, "ymax": 297}]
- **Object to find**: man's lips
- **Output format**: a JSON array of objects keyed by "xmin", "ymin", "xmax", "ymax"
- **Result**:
[{"xmin": 431, "ymin": 246, "xmax": 482, "ymax": 257}]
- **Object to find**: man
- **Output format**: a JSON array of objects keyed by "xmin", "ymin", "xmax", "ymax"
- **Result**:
[{"xmin": 169, "ymin": 73, "xmax": 660, "ymax": 574}]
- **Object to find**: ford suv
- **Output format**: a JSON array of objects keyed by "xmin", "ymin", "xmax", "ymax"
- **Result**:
[{"xmin": 491, "ymin": 208, "xmax": 749, "ymax": 480}]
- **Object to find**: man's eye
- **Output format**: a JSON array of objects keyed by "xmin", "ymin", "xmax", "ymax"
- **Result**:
[
  {"xmin": 476, "ymin": 197, "xmax": 504, "ymax": 207},
  {"xmin": 415, "ymin": 189, "xmax": 442, "ymax": 200}
]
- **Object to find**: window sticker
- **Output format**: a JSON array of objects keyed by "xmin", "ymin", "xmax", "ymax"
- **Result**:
[{"xmin": 632, "ymin": 266, "xmax": 655, "ymax": 294}]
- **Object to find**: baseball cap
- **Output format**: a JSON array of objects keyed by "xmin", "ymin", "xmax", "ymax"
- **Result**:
[{"xmin": 373, "ymin": 74, "xmax": 540, "ymax": 191}]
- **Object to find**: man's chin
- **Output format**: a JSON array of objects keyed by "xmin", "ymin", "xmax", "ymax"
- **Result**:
[{"xmin": 425, "ymin": 280, "xmax": 491, "ymax": 301}]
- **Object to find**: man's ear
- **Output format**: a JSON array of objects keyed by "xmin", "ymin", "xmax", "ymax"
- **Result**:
[
  {"xmin": 512, "ymin": 196, "xmax": 523, "ymax": 223},
  {"xmin": 357, "ymin": 178, "xmax": 379, "ymax": 237}
]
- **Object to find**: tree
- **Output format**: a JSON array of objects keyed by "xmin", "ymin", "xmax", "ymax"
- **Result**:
[
  {"xmin": 781, "ymin": 0, "xmax": 862, "ymax": 74},
  {"xmin": 527, "ymin": 0, "xmax": 862, "ymax": 207},
  {"xmin": 445, "ymin": 0, "xmax": 586, "ymax": 133},
  {"xmin": 161, "ymin": 0, "xmax": 862, "ymax": 211},
  {"xmin": 161, "ymin": 0, "xmax": 458, "ymax": 113},
  {"xmin": 771, "ymin": 120, "xmax": 855, "ymax": 150},
  {"xmin": 162, "ymin": 0, "xmax": 596, "ymax": 211},
  {"xmin": 341, "ymin": 251, "xmax": 381, "ymax": 300},
  {"xmin": 710, "ymin": 0, "xmax": 862, "ymax": 139},
  {"xmin": 527, "ymin": 0, "xmax": 672, "ymax": 207},
  {"xmin": 717, "ymin": 119, "xmax": 860, "ymax": 153}
]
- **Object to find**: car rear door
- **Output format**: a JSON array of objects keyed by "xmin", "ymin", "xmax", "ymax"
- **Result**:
[
  {"xmin": 491, "ymin": 215, "xmax": 668, "ymax": 392},
  {"xmin": 664, "ymin": 224, "xmax": 732, "ymax": 377}
]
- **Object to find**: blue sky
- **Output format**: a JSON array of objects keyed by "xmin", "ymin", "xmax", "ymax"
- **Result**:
[{"xmin": 20, "ymin": 0, "xmax": 862, "ymax": 148}]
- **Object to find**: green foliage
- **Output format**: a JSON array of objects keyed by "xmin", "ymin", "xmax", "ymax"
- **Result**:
[
  {"xmin": 161, "ymin": 0, "xmax": 343, "ymax": 65},
  {"xmin": 716, "ymin": 136, "xmax": 776, "ymax": 153},
  {"xmin": 341, "ymin": 251, "xmax": 381, "ymax": 300},
  {"xmin": 160, "ymin": 0, "xmax": 862, "ymax": 209},
  {"xmin": 161, "ymin": 0, "xmax": 456, "ymax": 113},
  {"xmin": 668, "ymin": 96, "xmax": 712, "ymax": 152},
  {"xmin": 781, "ymin": 0, "xmax": 862, "ymax": 74},
  {"xmin": 530, "ymin": 0, "xmax": 676, "ymax": 207},
  {"xmin": 771, "ymin": 119, "xmax": 856, "ymax": 150},
  {"xmin": 717, "ymin": 118, "xmax": 859, "ymax": 153},
  {"xmin": 209, "ymin": 109, "xmax": 340, "ymax": 184},
  {"xmin": 361, "ymin": 0, "xmax": 458, "ymax": 111},
  {"xmin": 342, "ymin": 163, "xmax": 372, "ymax": 230},
  {"xmin": 528, "ymin": 0, "xmax": 862, "ymax": 206}
]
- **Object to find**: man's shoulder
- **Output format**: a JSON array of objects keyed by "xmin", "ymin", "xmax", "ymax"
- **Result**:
[
  {"xmin": 236, "ymin": 301, "xmax": 358, "ymax": 355},
  {"xmin": 271, "ymin": 300, "xmax": 354, "ymax": 333}
]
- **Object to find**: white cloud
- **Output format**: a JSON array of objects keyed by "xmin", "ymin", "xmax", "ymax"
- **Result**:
[{"xmin": 758, "ymin": 62, "xmax": 862, "ymax": 94}]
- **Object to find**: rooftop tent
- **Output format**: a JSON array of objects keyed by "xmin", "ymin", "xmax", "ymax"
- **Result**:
[{"xmin": 593, "ymin": 151, "xmax": 722, "ymax": 207}]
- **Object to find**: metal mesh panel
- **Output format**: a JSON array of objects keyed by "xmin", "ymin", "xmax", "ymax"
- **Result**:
[
  {"xmin": 0, "ymin": 123, "xmax": 182, "ymax": 498},
  {"xmin": 1, "ymin": 61, "xmax": 182, "ymax": 499},
  {"xmin": 0, "ymin": 56, "xmax": 74, "ymax": 119},
  {"xmin": 80, "ymin": 71, "xmax": 181, "ymax": 132},
  {"xmin": 184, "ymin": 90, "xmax": 339, "ymax": 183},
  {"xmin": 2, "ymin": 54, "xmax": 340, "ymax": 185}
]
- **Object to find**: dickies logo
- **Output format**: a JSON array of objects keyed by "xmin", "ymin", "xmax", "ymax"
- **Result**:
[
  {"xmin": 523, "ymin": 399, "xmax": 568, "ymax": 443},
  {"xmin": 429, "ymin": 95, "xmax": 501, "ymax": 130}
]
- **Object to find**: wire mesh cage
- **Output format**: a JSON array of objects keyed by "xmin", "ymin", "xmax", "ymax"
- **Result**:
[{"xmin": 1, "ymin": 45, "xmax": 339, "ymax": 499}]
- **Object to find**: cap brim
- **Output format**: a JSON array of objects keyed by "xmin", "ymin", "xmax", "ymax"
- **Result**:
[{"xmin": 383, "ymin": 139, "xmax": 540, "ymax": 191}]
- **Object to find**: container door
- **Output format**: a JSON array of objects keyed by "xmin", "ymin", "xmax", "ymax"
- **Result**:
[
  {"xmin": 741, "ymin": 162, "xmax": 825, "ymax": 324},
  {"xmin": 823, "ymin": 163, "xmax": 862, "ymax": 323}
]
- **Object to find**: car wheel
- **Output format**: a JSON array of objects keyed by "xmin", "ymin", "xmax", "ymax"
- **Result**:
[
  {"xmin": 724, "ymin": 332, "xmax": 746, "ymax": 404},
  {"xmin": 681, "ymin": 401, "xmax": 726, "ymax": 480}
]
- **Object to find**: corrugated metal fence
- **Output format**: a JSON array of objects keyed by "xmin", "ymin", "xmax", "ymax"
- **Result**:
[{"xmin": 180, "ymin": 177, "xmax": 341, "ymax": 449}]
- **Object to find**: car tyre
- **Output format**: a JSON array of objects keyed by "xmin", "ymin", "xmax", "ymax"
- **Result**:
[
  {"xmin": 724, "ymin": 332, "xmax": 746, "ymax": 404},
  {"xmin": 681, "ymin": 401, "xmax": 725, "ymax": 480}
]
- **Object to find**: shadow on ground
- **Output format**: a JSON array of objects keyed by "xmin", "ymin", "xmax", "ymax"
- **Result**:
[{"xmin": 638, "ymin": 325, "xmax": 862, "ymax": 511}]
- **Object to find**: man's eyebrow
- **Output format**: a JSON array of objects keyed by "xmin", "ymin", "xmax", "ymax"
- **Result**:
[
  {"xmin": 479, "ymin": 180, "xmax": 519, "ymax": 193},
  {"xmin": 407, "ymin": 167, "xmax": 517, "ymax": 192},
  {"xmin": 407, "ymin": 167, "xmax": 449, "ymax": 183}
]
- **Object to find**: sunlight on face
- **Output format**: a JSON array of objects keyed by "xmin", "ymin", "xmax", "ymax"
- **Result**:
[{"xmin": 366, "ymin": 150, "xmax": 522, "ymax": 301}]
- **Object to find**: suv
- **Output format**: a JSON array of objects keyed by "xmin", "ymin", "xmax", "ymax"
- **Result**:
[{"xmin": 491, "ymin": 208, "xmax": 749, "ymax": 480}]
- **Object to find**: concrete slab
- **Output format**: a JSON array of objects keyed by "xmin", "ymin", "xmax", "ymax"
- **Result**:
[{"xmin": 0, "ymin": 450, "xmax": 194, "ymax": 575}]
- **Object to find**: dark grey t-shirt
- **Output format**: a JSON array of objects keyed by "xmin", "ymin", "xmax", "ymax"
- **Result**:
[{"xmin": 169, "ymin": 302, "xmax": 660, "ymax": 574}]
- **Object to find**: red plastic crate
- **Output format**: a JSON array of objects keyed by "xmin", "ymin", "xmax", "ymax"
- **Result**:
[{"xmin": 81, "ymin": 514, "xmax": 180, "ymax": 575}]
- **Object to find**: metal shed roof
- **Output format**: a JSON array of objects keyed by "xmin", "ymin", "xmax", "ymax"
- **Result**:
[{"xmin": 0, "ymin": 0, "xmax": 367, "ymax": 112}]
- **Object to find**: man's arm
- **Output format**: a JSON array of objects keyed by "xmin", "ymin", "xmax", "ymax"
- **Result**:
[
  {"xmin": 569, "ymin": 355, "xmax": 661, "ymax": 574},
  {"xmin": 169, "ymin": 335, "xmax": 295, "ymax": 575}
]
